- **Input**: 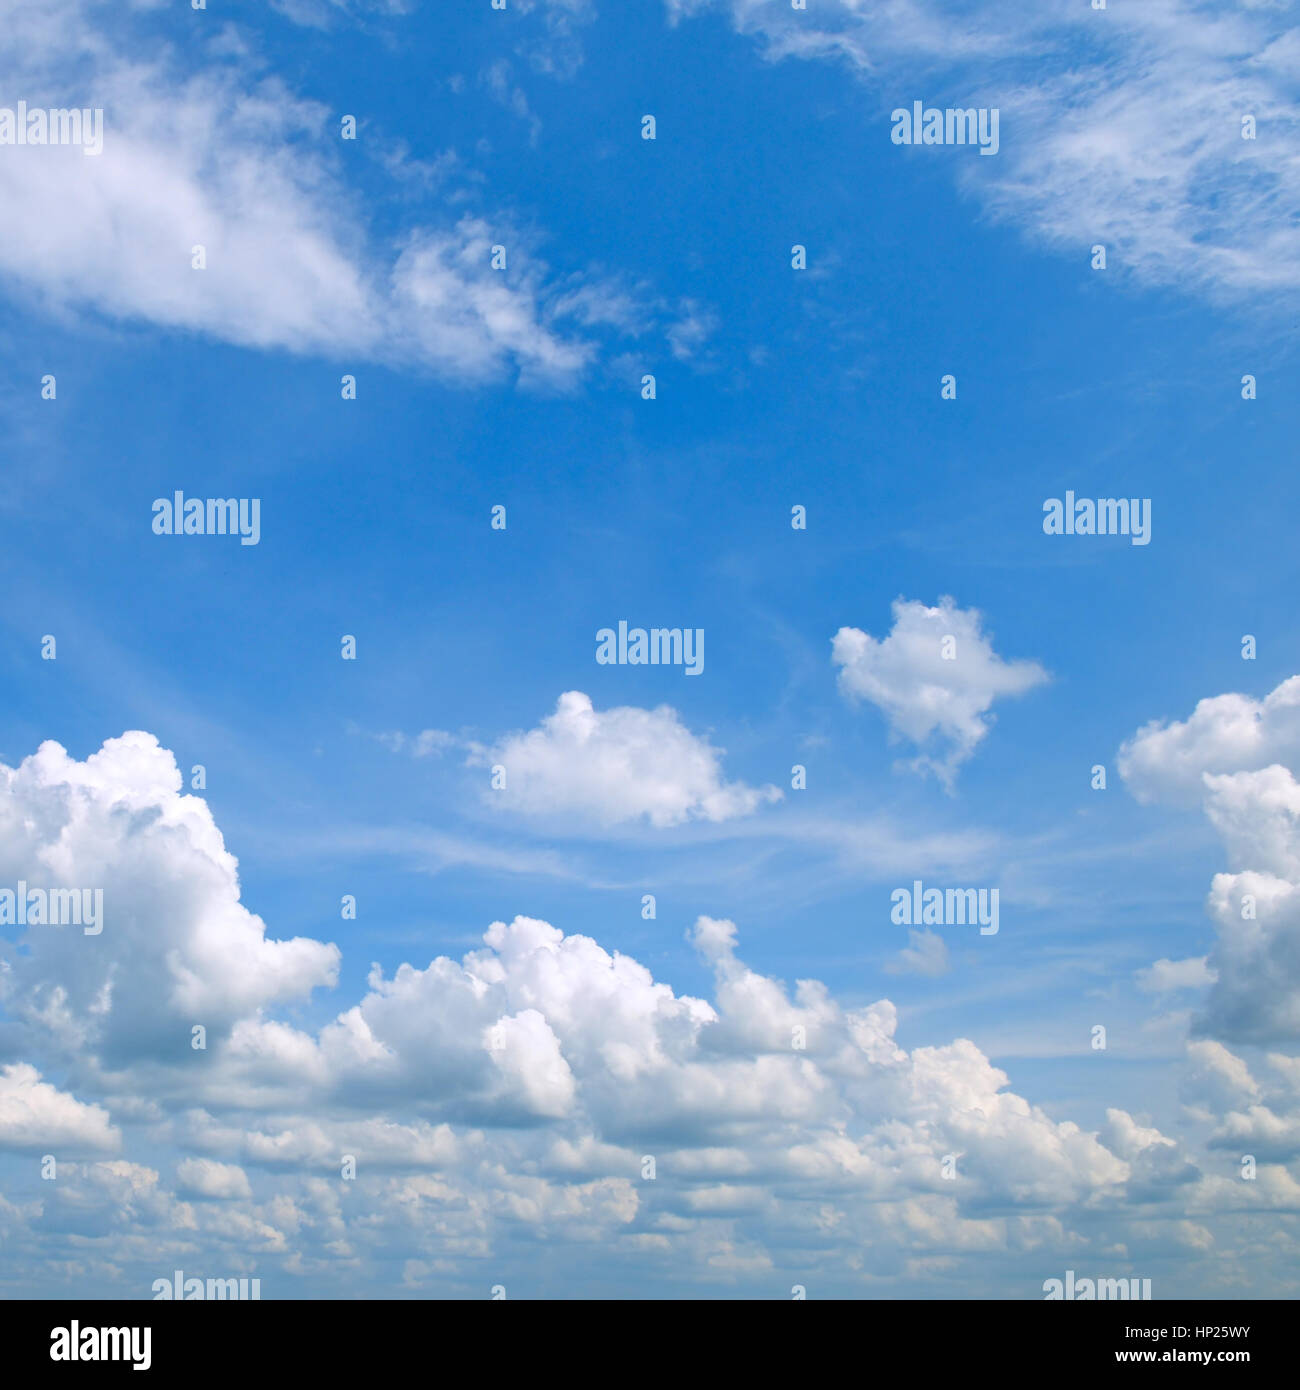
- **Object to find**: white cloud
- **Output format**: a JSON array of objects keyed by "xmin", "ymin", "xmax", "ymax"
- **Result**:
[
  {"xmin": 0, "ymin": 732, "xmax": 340, "ymax": 1071},
  {"xmin": 668, "ymin": 0, "xmax": 1300, "ymax": 301},
  {"xmin": 373, "ymin": 728, "xmax": 455, "ymax": 758},
  {"xmin": 1184, "ymin": 1039, "xmax": 1261, "ymax": 1112},
  {"xmin": 888, "ymin": 928, "xmax": 951, "ymax": 978},
  {"xmin": 176, "ymin": 1157, "xmax": 253, "ymax": 1200},
  {"xmin": 1119, "ymin": 676, "xmax": 1300, "ymax": 806},
  {"xmin": 0, "ymin": 729, "xmax": 1146, "ymax": 1288},
  {"xmin": 271, "ymin": 0, "xmax": 413, "ymax": 29},
  {"xmin": 6, "ymin": 727, "xmax": 1300, "ymax": 1296},
  {"xmin": 179, "ymin": 909, "xmax": 1136, "ymax": 1210},
  {"xmin": 1203, "ymin": 864, "xmax": 1300, "ymax": 1044},
  {"xmin": 832, "ymin": 597, "xmax": 1048, "ymax": 784},
  {"xmin": 1180, "ymin": 1041, "xmax": 1300, "ymax": 1162},
  {"xmin": 0, "ymin": 1063, "xmax": 119, "ymax": 1153},
  {"xmin": 469, "ymin": 691, "xmax": 782, "ymax": 827},
  {"xmin": 666, "ymin": 301, "xmax": 718, "ymax": 361},
  {"xmin": 1203, "ymin": 766, "xmax": 1300, "ymax": 880},
  {"xmin": 1121, "ymin": 675, "xmax": 1300, "ymax": 1044},
  {"xmin": 1135, "ymin": 956, "xmax": 1216, "ymax": 995},
  {"xmin": 0, "ymin": 0, "xmax": 609, "ymax": 386}
]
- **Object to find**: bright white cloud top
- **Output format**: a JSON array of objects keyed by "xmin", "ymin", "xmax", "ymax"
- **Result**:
[
  {"xmin": 1122, "ymin": 675, "xmax": 1300, "ymax": 1046},
  {"xmin": 0, "ymin": 728, "xmax": 1295, "ymax": 1297},
  {"xmin": 832, "ymin": 598, "xmax": 1048, "ymax": 785},
  {"xmin": 470, "ymin": 691, "xmax": 782, "ymax": 827}
]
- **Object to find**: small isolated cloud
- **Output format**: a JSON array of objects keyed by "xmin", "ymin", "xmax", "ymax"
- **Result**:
[
  {"xmin": 176, "ymin": 1157, "xmax": 253, "ymax": 1201},
  {"xmin": 666, "ymin": 300, "xmax": 718, "ymax": 361},
  {"xmin": 887, "ymin": 928, "xmax": 951, "ymax": 978},
  {"xmin": 1136, "ymin": 956, "xmax": 1217, "ymax": 995},
  {"xmin": 374, "ymin": 729, "xmax": 456, "ymax": 758},
  {"xmin": 832, "ymin": 597, "xmax": 1048, "ymax": 785},
  {"xmin": 481, "ymin": 59, "xmax": 543, "ymax": 145},
  {"xmin": 469, "ymin": 691, "xmax": 782, "ymax": 827}
]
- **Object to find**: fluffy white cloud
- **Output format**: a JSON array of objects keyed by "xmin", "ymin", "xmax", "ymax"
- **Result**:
[
  {"xmin": 0, "ymin": 732, "xmax": 340, "ymax": 1071},
  {"xmin": 211, "ymin": 910, "xmax": 1130, "ymax": 1210},
  {"xmin": 176, "ymin": 1157, "xmax": 253, "ymax": 1201},
  {"xmin": 1121, "ymin": 675, "xmax": 1300, "ymax": 1044},
  {"xmin": 469, "ymin": 691, "xmax": 782, "ymax": 827},
  {"xmin": 4, "ymin": 728, "xmax": 1299, "ymax": 1297},
  {"xmin": 1183, "ymin": 1039, "xmax": 1260, "ymax": 1115},
  {"xmin": 832, "ymin": 598, "xmax": 1047, "ymax": 784},
  {"xmin": 0, "ymin": 1063, "xmax": 119, "ymax": 1153},
  {"xmin": 1202, "ymin": 864, "xmax": 1300, "ymax": 1044},
  {"xmin": 1180, "ymin": 1041, "xmax": 1300, "ymax": 1163},
  {"xmin": 1203, "ymin": 766, "xmax": 1300, "ymax": 879},
  {"xmin": 1119, "ymin": 677, "xmax": 1300, "ymax": 806}
]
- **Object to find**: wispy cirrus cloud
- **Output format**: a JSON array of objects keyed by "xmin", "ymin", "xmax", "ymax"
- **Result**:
[
  {"xmin": 668, "ymin": 0, "xmax": 1300, "ymax": 302},
  {"xmin": 0, "ymin": 0, "xmax": 664, "ymax": 387}
]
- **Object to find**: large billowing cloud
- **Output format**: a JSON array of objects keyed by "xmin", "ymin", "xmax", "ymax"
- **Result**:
[
  {"xmin": 1184, "ymin": 1040, "xmax": 1300, "ymax": 1164},
  {"xmin": 468, "ymin": 691, "xmax": 782, "ymax": 827},
  {"xmin": 1, "ymin": 728, "xmax": 1297, "ymax": 1297},
  {"xmin": 1121, "ymin": 675, "xmax": 1300, "ymax": 1044},
  {"xmin": 0, "ymin": 732, "xmax": 340, "ymax": 1073},
  {"xmin": 832, "ymin": 598, "xmax": 1047, "ymax": 785},
  {"xmin": 209, "ymin": 908, "xmax": 1130, "ymax": 1217},
  {"xmin": 1119, "ymin": 676, "xmax": 1300, "ymax": 806},
  {"xmin": 667, "ymin": 0, "xmax": 1300, "ymax": 301},
  {"xmin": 1116, "ymin": 679, "xmax": 1300, "ymax": 1266}
]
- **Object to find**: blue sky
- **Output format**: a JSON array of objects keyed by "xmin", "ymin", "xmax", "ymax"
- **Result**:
[{"xmin": 1, "ymin": 0, "xmax": 1299, "ymax": 1300}]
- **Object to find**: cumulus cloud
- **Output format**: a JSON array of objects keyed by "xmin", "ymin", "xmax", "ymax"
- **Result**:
[
  {"xmin": 6, "ymin": 728, "xmax": 1299, "ymax": 1297},
  {"xmin": 1119, "ymin": 677, "xmax": 1300, "ymax": 806},
  {"xmin": 132, "ymin": 910, "xmax": 1141, "ymax": 1226},
  {"xmin": 0, "ymin": 732, "xmax": 340, "ymax": 1071},
  {"xmin": 176, "ymin": 1157, "xmax": 253, "ymax": 1201},
  {"xmin": 0, "ymin": 1063, "xmax": 119, "ymax": 1153},
  {"xmin": 1183, "ymin": 1039, "xmax": 1261, "ymax": 1115},
  {"xmin": 0, "ymin": 727, "xmax": 1145, "ymax": 1292},
  {"xmin": 1202, "ymin": 864, "xmax": 1300, "ymax": 1044},
  {"xmin": 468, "ymin": 691, "xmax": 782, "ymax": 827},
  {"xmin": 229, "ymin": 909, "xmax": 1133, "ymax": 1209},
  {"xmin": 1180, "ymin": 1041, "xmax": 1300, "ymax": 1163},
  {"xmin": 832, "ymin": 598, "xmax": 1048, "ymax": 785},
  {"xmin": 1121, "ymin": 675, "xmax": 1300, "ymax": 1044}
]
